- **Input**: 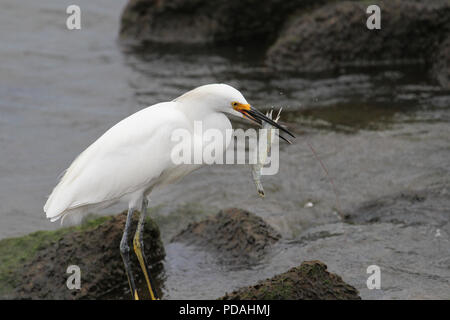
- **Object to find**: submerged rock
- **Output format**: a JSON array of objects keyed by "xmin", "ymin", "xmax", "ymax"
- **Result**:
[
  {"xmin": 221, "ymin": 260, "xmax": 361, "ymax": 300},
  {"xmin": 2, "ymin": 212, "xmax": 164, "ymax": 300},
  {"xmin": 172, "ymin": 208, "xmax": 281, "ymax": 264},
  {"xmin": 343, "ymin": 187, "xmax": 450, "ymax": 228}
]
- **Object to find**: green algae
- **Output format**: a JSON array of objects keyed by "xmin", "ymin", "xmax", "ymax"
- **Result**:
[{"xmin": 0, "ymin": 215, "xmax": 111, "ymax": 296}]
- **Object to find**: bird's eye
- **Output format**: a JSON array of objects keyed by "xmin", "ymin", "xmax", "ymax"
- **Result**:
[{"xmin": 232, "ymin": 102, "xmax": 239, "ymax": 107}]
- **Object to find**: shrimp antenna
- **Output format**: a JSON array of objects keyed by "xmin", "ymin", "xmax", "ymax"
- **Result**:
[{"xmin": 305, "ymin": 140, "xmax": 343, "ymax": 217}]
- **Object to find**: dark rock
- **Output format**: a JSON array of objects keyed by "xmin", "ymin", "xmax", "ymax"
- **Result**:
[
  {"xmin": 119, "ymin": 0, "xmax": 328, "ymax": 44},
  {"xmin": 120, "ymin": 0, "xmax": 450, "ymax": 89},
  {"xmin": 432, "ymin": 35, "xmax": 450, "ymax": 89},
  {"xmin": 343, "ymin": 187, "xmax": 450, "ymax": 228},
  {"xmin": 171, "ymin": 208, "xmax": 280, "ymax": 264},
  {"xmin": 221, "ymin": 260, "xmax": 361, "ymax": 300},
  {"xmin": 11, "ymin": 212, "xmax": 165, "ymax": 300},
  {"xmin": 266, "ymin": 0, "xmax": 450, "ymax": 88}
]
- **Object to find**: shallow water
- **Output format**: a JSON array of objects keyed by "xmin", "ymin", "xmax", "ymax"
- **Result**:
[{"xmin": 0, "ymin": 1, "xmax": 449, "ymax": 299}]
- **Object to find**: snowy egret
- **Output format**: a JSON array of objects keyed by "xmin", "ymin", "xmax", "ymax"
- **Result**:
[{"xmin": 44, "ymin": 83, "xmax": 294, "ymax": 300}]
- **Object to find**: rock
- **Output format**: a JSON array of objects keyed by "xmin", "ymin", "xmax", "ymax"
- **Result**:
[
  {"xmin": 120, "ymin": 0, "xmax": 450, "ymax": 89},
  {"xmin": 2, "ymin": 212, "xmax": 164, "ymax": 300},
  {"xmin": 220, "ymin": 260, "xmax": 361, "ymax": 300},
  {"xmin": 171, "ymin": 208, "xmax": 280, "ymax": 264},
  {"xmin": 343, "ymin": 187, "xmax": 450, "ymax": 227},
  {"xmin": 266, "ymin": 0, "xmax": 450, "ymax": 88},
  {"xmin": 432, "ymin": 35, "xmax": 450, "ymax": 89},
  {"xmin": 119, "ymin": 0, "xmax": 328, "ymax": 44}
]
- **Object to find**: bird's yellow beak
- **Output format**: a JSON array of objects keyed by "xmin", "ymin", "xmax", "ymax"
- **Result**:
[
  {"xmin": 232, "ymin": 103, "xmax": 254, "ymax": 121},
  {"xmin": 232, "ymin": 103, "xmax": 251, "ymax": 113},
  {"xmin": 232, "ymin": 103, "xmax": 295, "ymax": 141}
]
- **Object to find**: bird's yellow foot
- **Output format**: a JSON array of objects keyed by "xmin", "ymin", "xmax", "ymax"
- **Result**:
[{"xmin": 133, "ymin": 228, "xmax": 158, "ymax": 300}]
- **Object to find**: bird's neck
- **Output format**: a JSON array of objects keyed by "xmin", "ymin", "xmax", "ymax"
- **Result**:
[{"xmin": 175, "ymin": 99, "xmax": 221, "ymax": 122}]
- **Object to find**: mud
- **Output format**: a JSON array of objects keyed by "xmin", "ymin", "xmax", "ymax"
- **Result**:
[
  {"xmin": 221, "ymin": 260, "xmax": 361, "ymax": 300},
  {"xmin": 6, "ymin": 212, "xmax": 165, "ymax": 300},
  {"xmin": 171, "ymin": 208, "xmax": 281, "ymax": 265},
  {"xmin": 344, "ymin": 186, "xmax": 450, "ymax": 227}
]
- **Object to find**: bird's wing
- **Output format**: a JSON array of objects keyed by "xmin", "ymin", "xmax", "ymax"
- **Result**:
[{"xmin": 44, "ymin": 101, "xmax": 189, "ymax": 220}]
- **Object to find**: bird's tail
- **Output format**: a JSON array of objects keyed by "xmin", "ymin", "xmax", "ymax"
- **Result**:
[
  {"xmin": 44, "ymin": 167, "xmax": 78, "ymax": 223},
  {"xmin": 44, "ymin": 184, "xmax": 69, "ymax": 222}
]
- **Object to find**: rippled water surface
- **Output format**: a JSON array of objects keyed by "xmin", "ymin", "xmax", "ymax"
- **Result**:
[{"xmin": 1, "ymin": 1, "xmax": 449, "ymax": 299}]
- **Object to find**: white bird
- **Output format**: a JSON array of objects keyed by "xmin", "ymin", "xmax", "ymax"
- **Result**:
[{"xmin": 44, "ymin": 83, "xmax": 294, "ymax": 300}]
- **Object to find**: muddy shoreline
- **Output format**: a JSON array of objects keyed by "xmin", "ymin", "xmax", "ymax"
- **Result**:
[
  {"xmin": 1, "ymin": 200, "xmax": 448, "ymax": 299},
  {"xmin": 1, "ymin": 209, "xmax": 361, "ymax": 300}
]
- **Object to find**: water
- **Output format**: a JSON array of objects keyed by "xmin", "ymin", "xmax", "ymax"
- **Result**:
[{"xmin": 1, "ymin": 1, "xmax": 449, "ymax": 299}]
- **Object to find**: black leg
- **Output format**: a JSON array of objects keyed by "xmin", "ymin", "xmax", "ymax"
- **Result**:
[
  {"xmin": 133, "ymin": 198, "xmax": 159, "ymax": 300},
  {"xmin": 120, "ymin": 207, "xmax": 139, "ymax": 300}
]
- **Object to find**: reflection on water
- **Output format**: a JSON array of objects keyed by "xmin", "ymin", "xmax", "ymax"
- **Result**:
[{"xmin": 0, "ymin": 1, "xmax": 449, "ymax": 299}]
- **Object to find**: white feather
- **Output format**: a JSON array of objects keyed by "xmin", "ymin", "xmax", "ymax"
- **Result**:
[{"xmin": 44, "ymin": 84, "xmax": 244, "ymax": 223}]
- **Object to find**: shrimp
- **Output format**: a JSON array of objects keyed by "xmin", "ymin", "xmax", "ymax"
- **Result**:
[
  {"xmin": 251, "ymin": 108, "xmax": 282, "ymax": 197},
  {"xmin": 250, "ymin": 108, "xmax": 342, "ymax": 216}
]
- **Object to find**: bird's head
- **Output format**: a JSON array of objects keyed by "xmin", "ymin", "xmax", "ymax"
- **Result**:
[{"xmin": 178, "ymin": 83, "xmax": 295, "ymax": 141}]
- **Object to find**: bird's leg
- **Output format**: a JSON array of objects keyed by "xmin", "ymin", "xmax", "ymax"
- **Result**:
[
  {"xmin": 133, "ymin": 198, "xmax": 159, "ymax": 300},
  {"xmin": 120, "ymin": 207, "xmax": 139, "ymax": 300}
]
